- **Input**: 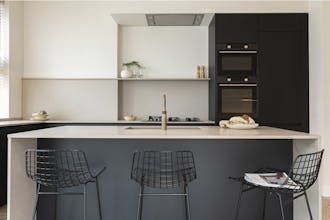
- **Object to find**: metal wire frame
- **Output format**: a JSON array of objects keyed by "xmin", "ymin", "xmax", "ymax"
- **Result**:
[
  {"xmin": 131, "ymin": 150, "xmax": 197, "ymax": 188},
  {"xmin": 25, "ymin": 149, "xmax": 106, "ymax": 220},
  {"xmin": 131, "ymin": 150, "xmax": 197, "ymax": 220},
  {"xmin": 232, "ymin": 149, "xmax": 324, "ymax": 220}
]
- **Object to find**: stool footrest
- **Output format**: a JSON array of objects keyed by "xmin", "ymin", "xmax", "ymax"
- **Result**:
[{"xmin": 140, "ymin": 193, "xmax": 188, "ymax": 196}]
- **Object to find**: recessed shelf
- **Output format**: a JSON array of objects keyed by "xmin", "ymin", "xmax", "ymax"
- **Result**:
[
  {"xmin": 117, "ymin": 78, "xmax": 210, "ymax": 81},
  {"xmin": 22, "ymin": 77, "xmax": 210, "ymax": 81}
]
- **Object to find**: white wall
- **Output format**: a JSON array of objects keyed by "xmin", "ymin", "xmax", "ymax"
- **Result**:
[
  {"xmin": 321, "ymin": 1, "xmax": 330, "ymax": 196},
  {"xmin": 118, "ymin": 81, "xmax": 208, "ymax": 120},
  {"xmin": 119, "ymin": 26, "xmax": 208, "ymax": 78},
  {"xmin": 23, "ymin": 1, "xmax": 118, "ymax": 78},
  {"xmin": 22, "ymin": 79, "xmax": 118, "ymax": 120},
  {"xmin": 8, "ymin": 1, "xmax": 24, "ymax": 118}
]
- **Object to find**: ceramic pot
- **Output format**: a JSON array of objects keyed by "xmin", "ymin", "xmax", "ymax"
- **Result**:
[{"xmin": 120, "ymin": 69, "xmax": 133, "ymax": 78}]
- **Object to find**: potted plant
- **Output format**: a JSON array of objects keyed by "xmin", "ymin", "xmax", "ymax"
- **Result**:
[{"xmin": 120, "ymin": 61, "xmax": 143, "ymax": 78}]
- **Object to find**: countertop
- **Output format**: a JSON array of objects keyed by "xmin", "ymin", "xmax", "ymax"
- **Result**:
[
  {"xmin": 8, "ymin": 125, "xmax": 319, "ymax": 140},
  {"xmin": 0, "ymin": 120, "xmax": 44, "ymax": 128},
  {"xmin": 0, "ymin": 120, "xmax": 215, "ymax": 127},
  {"xmin": 46, "ymin": 120, "xmax": 215, "ymax": 124}
]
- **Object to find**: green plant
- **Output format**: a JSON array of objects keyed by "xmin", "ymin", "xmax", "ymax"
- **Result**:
[{"xmin": 122, "ymin": 61, "xmax": 142, "ymax": 69}]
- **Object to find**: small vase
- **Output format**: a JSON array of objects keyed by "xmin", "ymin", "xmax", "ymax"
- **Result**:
[{"xmin": 120, "ymin": 69, "xmax": 133, "ymax": 78}]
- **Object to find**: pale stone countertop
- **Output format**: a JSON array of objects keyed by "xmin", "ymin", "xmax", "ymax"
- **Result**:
[
  {"xmin": 0, "ymin": 120, "xmax": 44, "ymax": 128},
  {"xmin": 8, "ymin": 125, "xmax": 319, "ymax": 140}
]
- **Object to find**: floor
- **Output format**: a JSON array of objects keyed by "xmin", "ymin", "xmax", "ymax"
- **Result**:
[
  {"xmin": 0, "ymin": 199, "xmax": 329, "ymax": 220},
  {"xmin": 0, "ymin": 205, "xmax": 6, "ymax": 220},
  {"xmin": 323, "ymin": 197, "xmax": 330, "ymax": 220}
]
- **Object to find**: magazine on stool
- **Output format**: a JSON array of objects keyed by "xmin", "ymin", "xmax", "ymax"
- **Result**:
[{"xmin": 244, "ymin": 172, "xmax": 300, "ymax": 190}]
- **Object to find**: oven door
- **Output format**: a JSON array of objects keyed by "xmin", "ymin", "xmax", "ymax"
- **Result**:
[
  {"xmin": 218, "ymin": 51, "xmax": 257, "ymax": 79},
  {"xmin": 219, "ymin": 84, "xmax": 258, "ymax": 119}
]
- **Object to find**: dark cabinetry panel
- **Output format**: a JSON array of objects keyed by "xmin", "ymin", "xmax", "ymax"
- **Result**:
[
  {"xmin": 209, "ymin": 17, "xmax": 218, "ymax": 122},
  {"xmin": 260, "ymin": 14, "xmax": 305, "ymax": 31},
  {"xmin": 258, "ymin": 14, "xmax": 309, "ymax": 132},
  {"xmin": 216, "ymin": 14, "xmax": 259, "ymax": 43},
  {"xmin": 209, "ymin": 13, "xmax": 309, "ymax": 132}
]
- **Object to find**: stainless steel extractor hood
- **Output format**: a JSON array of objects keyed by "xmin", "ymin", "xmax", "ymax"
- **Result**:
[{"xmin": 146, "ymin": 14, "xmax": 204, "ymax": 26}]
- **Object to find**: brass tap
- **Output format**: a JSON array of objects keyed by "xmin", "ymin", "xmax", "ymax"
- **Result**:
[{"xmin": 162, "ymin": 94, "xmax": 167, "ymax": 130}]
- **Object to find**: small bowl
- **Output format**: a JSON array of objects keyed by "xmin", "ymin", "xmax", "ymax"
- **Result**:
[{"xmin": 124, "ymin": 115, "xmax": 136, "ymax": 121}]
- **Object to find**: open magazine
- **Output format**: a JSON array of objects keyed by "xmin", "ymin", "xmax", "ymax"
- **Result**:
[{"xmin": 244, "ymin": 172, "xmax": 300, "ymax": 189}]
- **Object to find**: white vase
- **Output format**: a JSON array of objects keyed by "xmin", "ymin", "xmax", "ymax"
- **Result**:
[{"xmin": 120, "ymin": 69, "xmax": 133, "ymax": 78}]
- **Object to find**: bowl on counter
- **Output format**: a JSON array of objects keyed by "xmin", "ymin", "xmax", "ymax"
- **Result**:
[
  {"xmin": 31, "ymin": 111, "xmax": 49, "ymax": 121},
  {"xmin": 124, "ymin": 115, "xmax": 137, "ymax": 121}
]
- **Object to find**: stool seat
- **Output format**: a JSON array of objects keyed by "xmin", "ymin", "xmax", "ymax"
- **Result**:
[
  {"xmin": 26, "ymin": 149, "xmax": 105, "ymax": 220},
  {"xmin": 132, "ymin": 166, "xmax": 196, "ymax": 188},
  {"xmin": 131, "ymin": 150, "xmax": 196, "ymax": 220},
  {"xmin": 232, "ymin": 149, "xmax": 324, "ymax": 220}
]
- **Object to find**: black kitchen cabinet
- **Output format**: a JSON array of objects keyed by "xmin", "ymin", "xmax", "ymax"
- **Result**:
[
  {"xmin": 260, "ymin": 14, "xmax": 304, "ymax": 32},
  {"xmin": 216, "ymin": 14, "xmax": 259, "ymax": 43},
  {"xmin": 209, "ymin": 13, "xmax": 309, "ymax": 132},
  {"xmin": 258, "ymin": 14, "xmax": 309, "ymax": 132}
]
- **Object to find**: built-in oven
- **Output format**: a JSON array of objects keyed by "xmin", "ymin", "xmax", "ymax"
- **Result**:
[
  {"xmin": 218, "ymin": 83, "xmax": 258, "ymax": 119},
  {"xmin": 218, "ymin": 43, "xmax": 257, "ymax": 83}
]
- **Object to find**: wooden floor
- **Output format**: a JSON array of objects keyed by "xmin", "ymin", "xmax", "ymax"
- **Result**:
[
  {"xmin": 0, "ymin": 205, "xmax": 6, "ymax": 220},
  {"xmin": 323, "ymin": 197, "xmax": 330, "ymax": 220}
]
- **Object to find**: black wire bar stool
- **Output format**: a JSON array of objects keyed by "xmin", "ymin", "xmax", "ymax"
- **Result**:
[
  {"xmin": 232, "ymin": 149, "xmax": 324, "ymax": 220},
  {"xmin": 131, "ymin": 150, "xmax": 197, "ymax": 220},
  {"xmin": 25, "ymin": 149, "xmax": 106, "ymax": 220}
]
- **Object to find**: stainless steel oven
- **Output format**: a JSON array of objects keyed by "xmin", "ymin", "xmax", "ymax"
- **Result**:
[
  {"xmin": 218, "ymin": 43, "xmax": 257, "ymax": 83},
  {"xmin": 218, "ymin": 83, "xmax": 258, "ymax": 119}
]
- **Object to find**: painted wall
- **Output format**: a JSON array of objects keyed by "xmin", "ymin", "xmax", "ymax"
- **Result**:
[
  {"xmin": 118, "ymin": 81, "xmax": 209, "ymax": 120},
  {"xmin": 23, "ymin": 1, "xmax": 118, "ymax": 78},
  {"xmin": 8, "ymin": 1, "xmax": 24, "ymax": 118},
  {"xmin": 321, "ymin": 1, "xmax": 330, "ymax": 196},
  {"xmin": 119, "ymin": 26, "xmax": 208, "ymax": 78},
  {"xmin": 22, "ymin": 79, "xmax": 118, "ymax": 120}
]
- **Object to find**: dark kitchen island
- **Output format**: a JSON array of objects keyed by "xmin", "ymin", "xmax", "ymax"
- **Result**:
[{"xmin": 7, "ymin": 126, "xmax": 319, "ymax": 220}]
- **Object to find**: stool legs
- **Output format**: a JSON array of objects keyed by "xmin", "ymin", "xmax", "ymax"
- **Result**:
[
  {"xmin": 304, "ymin": 191, "xmax": 313, "ymax": 220},
  {"xmin": 95, "ymin": 177, "xmax": 103, "ymax": 220},
  {"xmin": 83, "ymin": 184, "xmax": 87, "ymax": 220},
  {"xmin": 136, "ymin": 184, "xmax": 192, "ymax": 220},
  {"xmin": 136, "ymin": 185, "xmax": 144, "ymax": 220},
  {"xmin": 276, "ymin": 193, "xmax": 285, "ymax": 220},
  {"xmin": 235, "ymin": 183, "xmax": 244, "ymax": 220},
  {"xmin": 262, "ymin": 191, "xmax": 267, "ymax": 220},
  {"xmin": 184, "ymin": 185, "xmax": 191, "ymax": 220},
  {"xmin": 32, "ymin": 184, "xmax": 40, "ymax": 220}
]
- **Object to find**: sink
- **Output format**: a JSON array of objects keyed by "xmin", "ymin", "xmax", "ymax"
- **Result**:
[{"xmin": 125, "ymin": 126, "xmax": 201, "ymax": 130}]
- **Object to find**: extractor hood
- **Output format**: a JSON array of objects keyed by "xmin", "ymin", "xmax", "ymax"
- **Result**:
[
  {"xmin": 111, "ymin": 13, "xmax": 214, "ymax": 27},
  {"xmin": 145, "ymin": 14, "xmax": 204, "ymax": 26}
]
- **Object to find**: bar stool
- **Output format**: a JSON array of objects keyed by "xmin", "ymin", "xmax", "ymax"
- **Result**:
[
  {"xmin": 25, "ymin": 149, "xmax": 106, "ymax": 220},
  {"xmin": 131, "ymin": 150, "xmax": 197, "ymax": 220},
  {"xmin": 231, "ymin": 149, "xmax": 324, "ymax": 220}
]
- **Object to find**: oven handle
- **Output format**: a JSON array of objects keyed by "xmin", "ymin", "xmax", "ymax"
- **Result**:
[
  {"xmin": 219, "ymin": 51, "xmax": 257, "ymax": 54},
  {"xmin": 219, "ymin": 84, "xmax": 257, "ymax": 87},
  {"xmin": 241, "ymin": 98, "xmax": 258, "ymax": 102}
]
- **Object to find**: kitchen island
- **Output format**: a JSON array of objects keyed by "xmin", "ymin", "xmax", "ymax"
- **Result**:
[{"xmin": 7, "ymin": 126, "xmax": 319, "ymax": 220}]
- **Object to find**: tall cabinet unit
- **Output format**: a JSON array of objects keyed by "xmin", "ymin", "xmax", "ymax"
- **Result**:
[
  {"xmin": 209, "ymin": 14, "xmax": 309, "ymax": 132},
  {"xmin": 258, "ymin": 14, "xmax": 309, "ymax": 132}
]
